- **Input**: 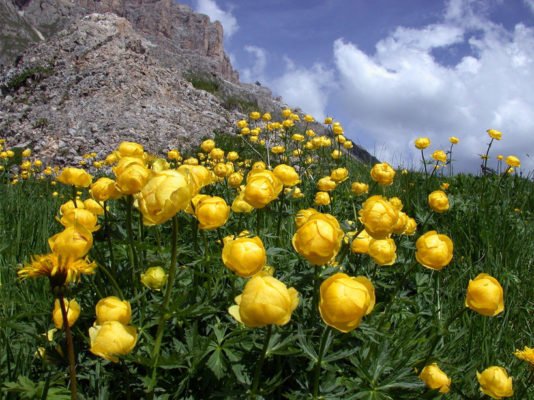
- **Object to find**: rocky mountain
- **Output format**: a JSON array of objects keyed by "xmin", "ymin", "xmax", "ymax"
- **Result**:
[{"xmin": 0, "ymin": 0, "xmax": 377, "ymax": 165}]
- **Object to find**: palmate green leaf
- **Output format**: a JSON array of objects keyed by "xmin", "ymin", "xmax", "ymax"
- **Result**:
[{"xmin": 206, "ymin": 346, "xmax": 227, "ymax": 379}]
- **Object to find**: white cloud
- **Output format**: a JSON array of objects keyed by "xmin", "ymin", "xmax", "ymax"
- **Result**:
[
  {"xmin": 240, "ymin": 45, "xmax": 267, "ymax": 83},
  {"xmin": 333, "ymin": 0, "xmax": 534, "ymax": 172},
  {"xmin": 195, "ymin": 0, "xmax": 238, "ymax": 38},
  {"xmin": 523, "ymin": 0, "xmax": 534, "ymax": 14}
]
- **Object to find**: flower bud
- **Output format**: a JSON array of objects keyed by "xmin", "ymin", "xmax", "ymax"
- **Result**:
[
  {"xmin": 359, "ymin": 196, "xmax": 399, "ymax": 239},
  {"xmin": 428, "ymin": 190, "xmax": 449, "ymax": 213},
  {"xmin": 57, "ymin": 167, "xmax": 93, "ymax": 188},
  {"xmin": 415, "ymin": 231, "xmax": 453, "ymax": 271},
  {"xmin": 52, "ymin": 298, "xmax": 81, "ymax": 329},
  {"xmin": 273, "ymin": 164, "xmax": 300, "ymax": 187},
  {"xmin": 95, "ymin": 296, "xmax": 132, "ymax": 325},
  {"xmin": 465, "ymin": 273, "xmax": 504, "ymax": 316},
  {"xmin": 419, "ymin": 363, "xmax": 451, "ymax": 394},
  {"xmin": 89, "ymin": 321, "xmax": 137, "ymax": 363},
  {"xmin": 370, "ymin": 162, "xmax": 395, "ymax": 185},
  {"xmin": 141, "ymin": 266, "xmax": 168, "ymax": 291},
  {"xmin": 194, "ymin": 195, "xmax": 230, "ymax": 230},
  {"xmin": 368, "ymin": 238, "xmax": 397, "ymax": 266},
  {"xmin": 314, "ymin": 191, "xmax": 330, "ymax": 206},
  {"xmin": 477, "ymin": 366, "xmax": 513, "ymax": 399},
  {"xmin": 222, "ymin": 235, "xmax": 266, "ymax": 277},
  {"xmin": 91, "ymin": 177, "xmax": 122, "ymax": 202}
]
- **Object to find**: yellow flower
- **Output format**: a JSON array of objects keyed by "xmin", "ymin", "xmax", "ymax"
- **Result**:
[
  {"xmin": 115, "ymin": 162, "xmax": 150, "ymax": 195},
  {"xmin": 359, "ymin": 196, "xmax": 399, "ymax": 239},
  {"xmin": 90, "ymin": 178, "xmax": 121, "ymax": 202},
  {"xmin": 177, "ymin": 164, "xmax": 213, "ymax": 194},
  {"xmin": 49, "ymin": 226, "xmax": 93, "ymax": 261},
  {"xmin": 295, "ymin": 208, "xmax": 319, "ymax": 228},
  {"xmin": 324, "ymin": 117, "xmax": 333, "ymax": 124},
  {"xmin": 497, "ymin": 154, "xmax": 503, "ymax": 161},
  {"xmin": 487, "ymin": 129, "xmax": 502, "ymax": 140},
  {"xmin": 200, "ymin": 139, "xmax": 215, "ymax": 153},
  {"xmin": 319, "ymin": 273, "xmax": 375, "ymax": 333},
  {"xmin": 244, "ymin": 170, "xmax": 283, "ymax": 209},
  {"xmin": 231, "ymin": 191, "xmax": 254, "ymax": 213},
  {"xmin": 83, "ymin": 199, "xmax": 105, "ymax": 216},
  {"xmin": 343, "ymin": 140, "xmax": 353, "ymax": 149},
  {"xmin": 391, "ymin": 211, "xmax": 409, "ymax": 234},
  {"xmin": 140, "ymin": 266, "xmax": 168, "ymax": 291},
  {"xmin": 440, "ymin": 182, "xmax": 450, "ymax": 190},
  {"xmin": 292, "ymin": 213, "xmax": 344, "ymax": 265},
  {"xmin": 222, "ymin": 235, "xmax": 266, "ymax": 277},
  {"xmin": 419, "ymin": 363, "xmax": 451, "ymax": 394},
  {"xmin": 428, "ymin": 190, "xmax": 449, "ymax": 213},
  {"xmin": 252, "ymin": 161, "xmax": 266, "ymax": 170},
  {"xmin": 209, "ymin": 147, "xmax": 225, "ymax": 161},
  {"xmin": 317, "ymin": 176, "xmax": 337, "ymax": 192},
  {"xmin": 304, "ymin": 114, "xmax": 314, "ymax": 122},
  {"xmin": 137, "ymin": 170, "xmax": 192, "ymax": 225},
  {"xmin": 271, "ymin": 145, "xmax": 285, "ymax": 154},
  {"xmin": 432, "ymin": 150, "xmax": 447, "ymax": 163},
  {"xmin": 314, "ymin": 191, "xmax": 331, "ymax": 206},
  {"xmin": 57, "ymin": 167, "xmax": 93, "ymax": 188},
  {"xmin": 370, "ymin": 163, "xmax": 395, "ymax": 186},
  {"xmin": 330, "ymin": 167, "xmax": 349, "ymax": 183},
  {"xmin": 167, "ymin": 149, "xmax": 181, "ymax": 160},
  {"xmin": 89, "ymin": 321, "xmax": 137, "ymax": 363},
  {"xmin": 117, "ymin": 141, "xmax": 144, "ymax": 158},
  {"xmin": 18, "ymin": 253, "xmax": 96, "ymax": 286},
  {"xmin": 514, "ymin": 346, "xmax": 534, "ymax": 366},
  {"xmin": 402, "ymin": 217, "xmax": 417, "ymax": 236},
  {"xmin": 477, "ymin": 366, "xmax": 513, "ymax": 399},
  {"xmin": 59, "ymin": 208, "xmax": 100, "ymax": 232},
  {"xmin": 465, "ymin": 273, "xmax": 504, "ymax": 317},
  {"xmin": 229, "ymin": 274, "xmax": 299, "ymax": 327},
  {"xmin": 505, "ymin": 155, "xmax": 520, "ymax": 168},
  {"xmin": 227, "ymin": 172, "xmax": 244, "ymax": 188},
  {"xmin": 350, "ymin": 229, "xmax": 371, "ymax": 254},
  {"xmin": 449, "ymin": 136, "xmax": 459, "ymax": 144},
  {"xmin": 368, "ymin": 238, "xmax": 397, "ymax": 266},
  {"xmin": 331, "ymin": 149, "xmax": 343, "ymax": 160},
  {"xmin": 96, "ymin": 296, "xmax": 132, "ymax": 325},
  {"xmin": 194, "ymin": 195, "xmax": 230, "ymax": 230},
  {"xmin": 415, "ymin": 231, "xmax": 453, "ymax": 271},
  {"xmin": 52, "ymin": 298, "xmax": 81, "ymax": 329},
  {"xmin": 262, "ymin": 112, "xmax": 272, "ymax": 121},
  {"xmin": 351, "ymin": 182, "xmax": 369, "ymax": 196},
  {"xmin": 273, "ymin": 164, "xmax": 300, "ymax": 187},
  {"xmin": 249, "ymin": 111, "xmax": 261, "ymax": 120},
  {"xmin": 22, "ymin": 148, "xmax": 32, "ymax": 158},
  {"xmin": 414, "ymin": 137, "xmax": 431, "ymax": 149}
]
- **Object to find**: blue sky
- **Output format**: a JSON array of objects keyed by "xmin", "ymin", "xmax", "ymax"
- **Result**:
[{"xmin": 180, "ymin": 0, "xmax": 534, "ymax": 173}]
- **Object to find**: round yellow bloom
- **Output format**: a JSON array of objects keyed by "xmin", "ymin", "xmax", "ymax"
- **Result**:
[
  {"xmin": 368, "ymin": 238, "xmax": 397, "ymax": 266},
  {"xmin": 200, "ymin": 139, "xmax": 216, "ymax": 153},
  {"xmin": 137, "ymin": 170, "xmax": 192, "ymax": 225},
  {"xmin": 391, "ymin": 211, "xmax": 409, "ymax": 234},
  {"xmin": 228, "ymin": 274, "xmax": 299, "ymax": 327},
  {"xmin": 415, "ymin": 231, "xmax": 453, "ymax": 271},
  {"xmin": 314, "ymin": 191, "xmax": 331, "ymax": 206},
  {"xmin": 227, "ymin": 172, "xmax": 244, "ymax": 188},
  {"xmin": 271, "ymin": 145, "xmax": 285, "ymax": 154},
  {"xmin": 252, "ymin": 161, "xmax": 266, "ymax": 170},
  {"xmin": 118, "ymin": 141, "xmax": 144, "ymax": 158},
  {"xmin": 419, "ymin": 363, "xmax": 451, "ymax": 394},
  {"xmin": 59, "ymin": 208, "xmax": 100, "ymax": 232},
  {"xmin": 331, "ymin": 149, "xmax": 342, "ymax": 160},
  {"xmin": 96, "ymin": 296, "xmax": 132, "ymax": 325},
  {"xmin": 90, "ymin": 177, "xmax": 121, "ymax": 202},
  {"xmin": 465, "ymin": 273, "xmax": 504, "ymax": 317},
  {"xmin": 222, "ymin": 235, "xmax": 266, "ymax": 277},
  {"xmin": 330, "ymin": 167, "xmax": 349, "ymax": 183},
  {"xmin": 428, "ymin": 190, "xmax": 449, "ymax": 213},
  {"xmin": 317, "ymin": 176, "xmax": 337, "ymax": 192},
  {"xmin": 115, "ymin": 163, "xmax": 150, "ymax": 195},
  {"xmin": 231, "ymin": 191, "xmax": 254, "ymax": 213},
  {"xmin": 432, "ymin": 150, "xmax": 447, "ymax": 163},
  {"xmin": 213, "ymin": 162, "xmax": 228, "ymax": 178},
  {"xmin": 249, "ymin": 111, "xmax": 261, "ymax": 120},
  {"xmin": 403, "ymin": 217, "xmax": 417, "ymax": 236},
  {"xmin": 273, "ymin": 164, "xmax": 300, "ymax": 187},
  {"xmin": 350, "ymin": 229, "xmax": 372, "ymax": 254},
  {"xmin": 351, "ymin": 182, "xmax": 369, "ymax": 196},
  {"xmin": 177, "ymin": 164, "xmax": 213, "ymax": 194},
  {"xmin": 449, "ymin": 136, "xmax": 459, "ymax": 144},
  {"xmin": 514, "ymin": 346, "xmax": 534, "ymax": 366},
  {"xmin": 244, "ymin": 170, "xmax": 283, "ymax": 209},
  {"xmin": 194, "ymin": 195, "xmax": 230, "ymax": 230},
  {"xmin": 227, "ymin": 151, "xmax": 239, "ymax": 161},
  {"xmin": 292, "ymin": 213, "xmax": 344, "ymax": 265},
  {"xmin": 359, "ymin": 196, "xmax": 399, "ymax": 239},
  {"xmin": 262, "ymin": 112, "xmax": 272, "ymax": 121},
  {"xmin": 140, "ymin": 266, "xmax": 168, "ymax": 291},
  {"xmin": 209, "ymin": 147, "xmax": 225, "ymax": 161},
  {"xmin": 505, "ymin": 155, "xmax": 520, "ymax": 168},
  {"xmin": 167, "ymin": 149, "xmax": 181, "ymax": 160},
  {"xmin": 83, "ymin": 199, "xmax": 104, "ymax": 216},
  {"xmin": 49, "ymin": 226, "xmax": 93, "ymax": 261},
  {"xmin": 52, "ymin": 298, "xmax": 81, "ymax": 329},
  {"xmin": 237, "ymin": 119, "xmax": 248, "ymax": 129},
  {"xmin": 497, "ymin": 154, "xmax": 504, "ymax": 161},
  {"xmin": 22, "ymin": 148, "xmax": 32, "ymax": 158},
  {"xmin": 370, "ymin": 163, "xmax": 396, "ymax": 186},
  {"xmin": 343, "ymin": 140, "xmax": 353, "ymax": 149},
  {"xmin": 89, "ymin": 321, "xmax": 137, "ymax": 363},
  {"xmin": 332, "ymin": 125, "xmax": 343, "ymax": 135},
  {"xmin": 477, "ymin": 366, "xmax": 513, "ymax": 399},
  {"xmin": 295, "ymin": 208, "xmax": 319, "ymax": 228},
  {"xmin": 414, "ymin": 137, "xmax": 431, "ymax": 150},
  {"xmin": 487, "ymin": 129, "xmax": 502, "ymax": 140},
  {"xmin": 319, "ymin": 273, "xmax": 375, "ymax": 333},
  {"xmin": 57, "ymin": 167, "xmax": 93, "ymax": 188}
]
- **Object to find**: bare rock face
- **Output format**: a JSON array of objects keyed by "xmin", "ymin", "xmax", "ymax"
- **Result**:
[{"xmin": 0, "ymin": 13, "xmax": 235, "ymax": 163}]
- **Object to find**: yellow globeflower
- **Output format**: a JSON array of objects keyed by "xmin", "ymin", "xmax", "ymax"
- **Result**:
[
  {"xmin": 140, "ymin": 266, "xmax": 168, "ymax": 291},
  {"xmin": 477, "ymin": 366, "xmax": 513, "ymax": 399},
  {"xmin": 402, "ymin": 217, "xmax": 417, "ymax": 236},
  {"xmin": 90, "ymin": 177, "xmax": 121, "ymax": 201},
  {"xmin": 319, "ymin": 273, "xmax": 375, "ymax": 333},
  {"xmin": 59, "ymin": 208, "xmax": 100, "ymax": 232},
  {"xmin": 83, "ymin": 199, "xmax": 105, "ymax": 216},
  {"xmin": 231, "ymin": 191, "xmax": 254, "ymax": 213},
  {"xmin": 227, "ymin": 172, "xmax": 244, "ymax": 188},
  {"xmin": 228, "ymin": 273, "xmax": 299, "ymax": 327},
  {"xmin": 52, "ymin": 298, "xmax": 81, "ymax": 329},
  {"xmin": 370, "ymin": 162, "xmax": 395, "ymax": 186},
  {"xmin": 368, "ymin": 238, "xmax": 397, "ymax": 266},
  {"xmin": 514, "ymin": 346, "xmax": 534, "ymax": 366},
  {"xmin": 244, "ymin": 170, "xmax": 283, "ymax": 209},
  {"xmin": 57, "ymin": 167, "xmax": 93, "ymax": 188},
  {"xmin": 359, "ymin": 195, "xmax": 399, "ymax": 239},
  {"xmin": 200, "ymin": 139, "xmax": 216, "ymax": 153},
  {"xmin": 118, "ymin": 141, "xmax": 144, "ymax": 158},
  {"xmin": 273, "ymin": 164, "xmax": 300, "ymax": 187},
  {"xmin": 96, "ymin": 296, "xmax": 132, "ymax": 325},
  {"xmin": 465, "ymin": 273, "xmax": 504, "ymax": 317},
  {"xmin": 331, "ymin": 149, "xmax": 343, "ymax": 160},
  {"xmin": 18, "ymin": 253, "xmax": 96, "ymax": 286},
  {"xmin": 414, "ymin": 137, "xmax": 431, "ymax": 149},
  {"xmin": 295, "ymin": 208, "xmax": 319, "ymax": 228},
  {"xmin": 271, "ymin": 145, "xmax": 285, "ymax": 154},
  {"xmin": 428, "ymin": 190, "xmax": 449, "ymax": 213},
  {"xmin": 22, "ymin": 148, "xmax": 32, "ymax": 157},
  {"xmin": 350, "ymin": 229, "xmax": 372, "ymax": 254},
  {"xmin": 391, "ymin": 211, "xmax": 409, "ymax": 234},
  {"xmin": 137, "ymin": 169, "xmax": 192, "ymax": 225},
  {"xmin": 415, "ymin": 231, "xmax": 453, "ymax": 271},
  {"xmin": 317, "ymin": 176, "xmax": 337, "ymax": 192},
  {"xmin": 330, "ymin": 167, "xmax": 349, "ymax": 183},
  {"xmin": 89, "ymin": 321, "xmax": 137, "ymax": 363},
  {"xmin": 292, "ymin": 213, "xmax": 344, "ymax": 265},
  {"xmin": 351, "ymin": 182, "xmax": 369, "ymax": 196},
  {"xmin": 209, "ymin": 147, "xmax": 225, "ymax": 161},
  {"xmin": 419, "ymin": 363, "xmax": 451, "ymax": 394},
  {"xmin": 177, "ymin": 164, "xmax": 213, "ymax": 194},
  {"xmin": 314, "ymin": 191, "xmax": 331, "ymax": 206},
  {"xmin": 222, "ymin": 235, "xmax": 266, "ymax": 277},
  {"xmin": 167, "ymin": 149, "xmax": 180, "ymax": 160},
  {"xmin": 449, "ymin": 136, "xmax": 459, "ymax": 144},
  {"xmin": 227, "ymin": 151, "xmax": 239, "ymax": 161},
  {"xmin": 249, "ymin": 111, "xmax": 261, "ymax": 120},
  {"xmin": 115, "ymin": 163, "xmax": 150, "ymax": 195},
  {"xmin": 505, "ymin": 155, "xmax": 520, "ymax": 168},
  {"xmin": 194, "ymin": 195, "xmax": 230, "ymax": 230},
  {"xmin": 487, "ymin": 129, "xmax": 502, "ymax": 140},
  {"xmin": 49, "ymin": 226, "xmax": 93, "ymax": 261}
]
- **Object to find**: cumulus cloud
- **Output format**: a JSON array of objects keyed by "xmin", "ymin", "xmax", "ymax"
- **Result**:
[
  {"xmin": 333, "ymin": 0, "xmax": 534, "ymax": 172},
  {"xmin": 240, "ymin": 45, "xmax": 267, "ymax": 83},
  {"xmin": 523, "ymin": 0, "xmax": 534, "ymax": 14},
  {"xmin": 195, "ymin": 0, "xmax": 238, "ymax": 38}
]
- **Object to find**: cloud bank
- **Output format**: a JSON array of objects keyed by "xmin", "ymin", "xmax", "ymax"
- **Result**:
[{"xmin": 195, "ymin": 0, "xmax": 238, "ymax": 38}]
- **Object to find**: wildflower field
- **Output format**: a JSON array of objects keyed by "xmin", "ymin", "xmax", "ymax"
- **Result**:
[{"xmin": 0, "ymin": 111, "xmax": 533, "ymax": 399}]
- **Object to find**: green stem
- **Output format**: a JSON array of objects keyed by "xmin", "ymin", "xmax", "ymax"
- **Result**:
[
  {"xmin": 148, "ymin": 216, "xmax": 179, "ymax": 397},
  {"xmin": 126, "ymin": 196, "xmax": 139, "ymax": 286},
  {"xmin": 58, "ymin": 294, "xmax": 78, "ymax": 400},
  {"xmin": 97, "ymin": 262, "xmax": 125, "ymax": 299},
  {"xmin": 276, "ymin": 192, "xmax": 285, "ymax": 245},
  {"xmin": 250, "ymin": 325, "xmax": 273, "ymax": 397},
  {"xmin": 312, "ymin": 325, "xmax": 332, "ymax": 399},
  {"xmin": 421, "ymin": 150, "xmax": 428, "ymax": 178},
  {"xmin": 103, "ymin": 203, "xmax": 116, "ymax": 274},
  {"xmin": 312, "ymin": 265, "xmax": 321, "ymax": 317},
  {"xmin": 482, "ymin": 138, "xmax": 494, "ymax": 174}
]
